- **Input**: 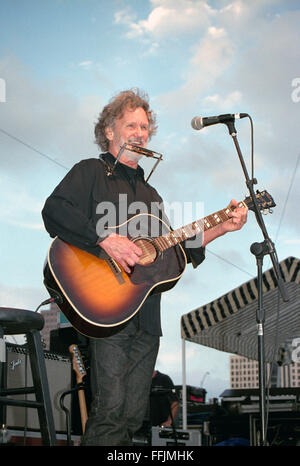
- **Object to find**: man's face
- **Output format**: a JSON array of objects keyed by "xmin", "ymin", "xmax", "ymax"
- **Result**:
[{"xmin": 106, "ymin": 106, "xmax": 149, "ymax": 163}]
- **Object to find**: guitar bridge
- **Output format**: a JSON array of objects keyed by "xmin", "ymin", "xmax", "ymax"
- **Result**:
[{"xmin": 106, "ymin": 257, "xmax": 125, "ymax": 285}]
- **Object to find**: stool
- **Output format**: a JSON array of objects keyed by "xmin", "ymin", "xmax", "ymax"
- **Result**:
[{"xmin": 0, "ymin": 307, "xmax": 57, "ymax": 446}]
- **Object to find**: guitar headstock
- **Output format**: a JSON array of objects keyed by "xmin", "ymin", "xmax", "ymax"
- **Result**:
[
  {"xmin": 244, "ymin": 190, "xmax": 276, "ymax": 213},
  {"xmin": 69, "ymin": 344, "xmax": 87, "ymax": 384}
]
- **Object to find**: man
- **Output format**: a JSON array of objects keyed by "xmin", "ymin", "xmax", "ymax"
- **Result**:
[
  {"xmin": 150, "ymin": 370, "xmax": 179, "ymax": 428},
  {"xmin": 42, "ymin": 88, "xmax": 247, "ymax": 445}
]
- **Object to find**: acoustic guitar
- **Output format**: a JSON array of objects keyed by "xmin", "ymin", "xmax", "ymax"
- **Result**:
[{"xmin": 44, "ymin": 190, "xmax": 275, "ymax": 338}]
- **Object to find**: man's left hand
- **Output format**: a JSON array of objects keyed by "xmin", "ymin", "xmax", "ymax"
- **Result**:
[
  {"xmin": 202, "ymin": 199, "xmax": 248, "ymax": 247},
  {"xmin": 223, "ymin": 199, "xmax": 248, "ymax": 233}
]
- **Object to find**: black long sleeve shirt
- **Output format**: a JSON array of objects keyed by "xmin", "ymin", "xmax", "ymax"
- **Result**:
[{"xmin": 42, "ymin": 153, "xmax": 206, "ymax": 335}]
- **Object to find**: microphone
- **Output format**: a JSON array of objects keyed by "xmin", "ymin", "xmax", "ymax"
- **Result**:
[{"xmin": 191, "ymin": 113, "xmax": 248, "ymax": 130}]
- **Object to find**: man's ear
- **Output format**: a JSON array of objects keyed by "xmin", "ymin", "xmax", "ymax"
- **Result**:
[{"xmin": 105, "ymin": 126, "xmax": 114, "ymax": 141}]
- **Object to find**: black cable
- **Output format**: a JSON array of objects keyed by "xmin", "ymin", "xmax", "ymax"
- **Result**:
[
  {"xmin": 274, "ymin": 152, "xmax": 300, "ymax": 243},
  {"xmin": 0, "ymin": 127, "xmax": 69, "ymax": 170},
  {"xmin": 59, "ymin": 385, "xmax": 87, "ymax": 446},
  {"xmin": 206, "ymin": 249, "xmax": 255, "ymax": 278}
]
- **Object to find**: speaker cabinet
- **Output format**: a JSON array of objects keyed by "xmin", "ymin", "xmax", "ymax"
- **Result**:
[{"xmin": 4, "ymin": 345, "xmax": 72, "ymax": 433}]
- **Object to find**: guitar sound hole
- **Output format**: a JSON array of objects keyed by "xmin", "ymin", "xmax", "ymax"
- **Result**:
[{"xmin": 133, "ymin": 238, "xmax": 158, "ymax": 266}]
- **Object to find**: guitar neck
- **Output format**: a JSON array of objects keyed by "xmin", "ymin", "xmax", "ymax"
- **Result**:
[
  {"xmin": 154, "ymin": 200, "xmax": 247, "ymax": 252},
  {"xmin": 77, "ymin": 385, "xmax": 88, "ymax": 433}
]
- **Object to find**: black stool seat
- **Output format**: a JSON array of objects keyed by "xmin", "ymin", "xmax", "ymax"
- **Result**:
[
  {"xmin": 0, "ymin": 306, "xmax": 57, "ymax": 446},
  {"xmin": 0, "ymin": 307, "xmax": 44, "ymax": 334}
]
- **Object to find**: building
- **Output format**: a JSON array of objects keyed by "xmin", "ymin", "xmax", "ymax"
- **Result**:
[
  {"xmin": 230, "ymin": 355, "xmax": 300, "ymax": 389},
  {"xmin": 40, "ymin": 303, "xmax": 60, "ymax": 350}
]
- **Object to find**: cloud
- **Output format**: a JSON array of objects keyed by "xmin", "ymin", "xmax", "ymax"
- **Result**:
[
  {"xmin": 153, "ymin": 28, "xmax": 236, "ymax": 119},
  {"xmin": 156, "ymin": 341, "xmax": 197, "ymax": 370},
  {"xmin": 283, "ymin": 238, "xmax": 300, "ymax": 245},
  {"xmin": 203, "ymin": 90, "xmax": 242, "ymax": 109},
  {"xmin": 0, "ymin": 56, "xmax": 104, "ymax": 174},
  {"xmin": 114, "ymin": 8, "xmax": 137, "ymax": 27},
  {"xmin": 151, "ymin": 5, "xmax": 300, "ymax": 237},
  {"xmin": 78, "ymin": 60, "xmax": 93, "ymax": 69},
  {"xmin": 0, "ymin": 175, "xmax": 44, "ymax": 230},
  {"xmin": 0, "ymin": 282, "xmax": 49, "ymax": 345},
  {"xmin": 115, "ymin": 1, "xmax": 214, "ymax": 39},
  {"xmin": 0, "ymin": 282, "xmax": 47, "ymax": 311},
  {"xmin": 189, "ymin": 26, "xmax": 235, "ymax": 75}
]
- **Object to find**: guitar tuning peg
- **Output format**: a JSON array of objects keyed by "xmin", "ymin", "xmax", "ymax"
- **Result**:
[{"xmin": 262, "ymin": 208, "xmax": 273, "ymax": 215}]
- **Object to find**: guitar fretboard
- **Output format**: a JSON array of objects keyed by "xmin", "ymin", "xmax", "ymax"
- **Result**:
[{"xmin": 154, "ymin": 201, "xmax": 247, "ymax": 252}]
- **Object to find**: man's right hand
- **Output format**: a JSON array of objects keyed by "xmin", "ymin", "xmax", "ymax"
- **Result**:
[{"xmin": 98, "ymin": 233, "xmax": 142, "ymax": 273}]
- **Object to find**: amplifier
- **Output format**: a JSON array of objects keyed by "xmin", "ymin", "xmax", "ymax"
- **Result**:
[
  {"xmin": 152, "ymin": 427, "xmax": 201, "ymax": 446},
  {"xmin": 4, "ymin": 345, "xmax": 72, "ymax": 433},
  {"xmin": 175, "ymin": 385, "xmax": 206, "ymax": 403}
]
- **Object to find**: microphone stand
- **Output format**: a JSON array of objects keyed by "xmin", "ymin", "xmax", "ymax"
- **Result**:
[{"xmin": 225, "ymin": 119, "xmax": 289, "ymax": 446}]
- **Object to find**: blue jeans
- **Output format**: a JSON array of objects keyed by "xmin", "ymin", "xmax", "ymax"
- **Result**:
[{"xmin": 81, "ymin": 319, "xmax": 160, "ymax": 446}]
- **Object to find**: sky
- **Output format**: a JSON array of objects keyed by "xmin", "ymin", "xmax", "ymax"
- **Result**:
[{"xmin": 0, "ymin": 0, "xmax": 299, "ymax": 400}]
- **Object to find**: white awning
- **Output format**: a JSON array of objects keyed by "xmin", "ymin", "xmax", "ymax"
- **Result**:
[{"xmin": 181, "ymin": 257, "xmax": 300, "ymax": 363}]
